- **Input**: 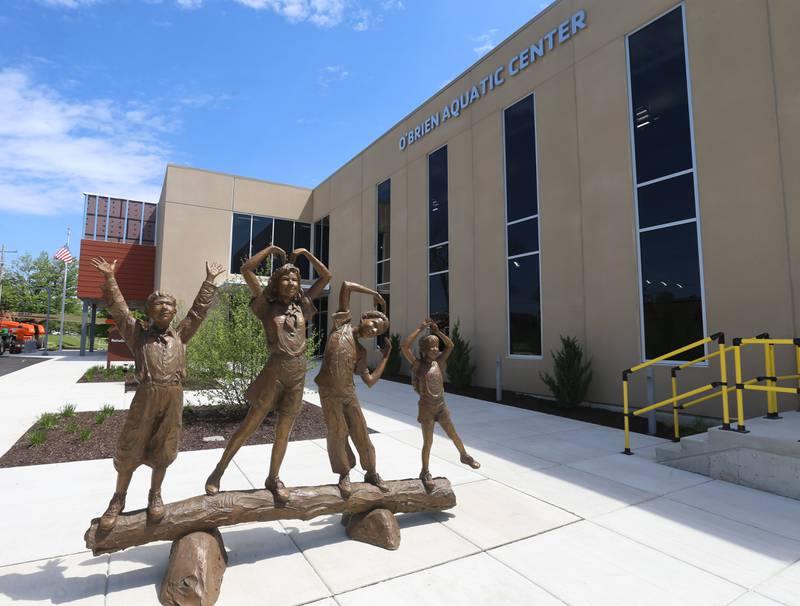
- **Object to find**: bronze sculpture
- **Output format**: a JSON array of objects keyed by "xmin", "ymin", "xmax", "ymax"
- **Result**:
[
  {"xmin": 90, "ymin": 257, "xmax": 224, "ymax": 530},
  {"xmin": 204, "ymin": 245, "xmax": 331, "ymax": 503},
  {"xmin": 402, "ymin": 319, "xmax": 481, "ymax": 491},
  {"xmin": 315, "ymin": 281, "xmax": 391, "ymax": 498}
]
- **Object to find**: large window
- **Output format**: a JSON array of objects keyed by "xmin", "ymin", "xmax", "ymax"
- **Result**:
[
  {"xmin": 627, "ymin": 5, "xmax": 705, "ymax": 361},
  {"xmin": 230, "ymin": 213, "xmax": 312, "ymax": 279},
  {"xmin": 428, "ymin": 147, "xmax": 449, "ymax": 332},
  {"xmin": 504, "ymin": 94, "xmax": 542, "ymax": 356},
  {"xmin": 377, "ymin": 179, "xmax": 391, "ymax": 346},
  {"xmin": 313, "ymin": 215, "xmax": 330, "ymax": 275}
]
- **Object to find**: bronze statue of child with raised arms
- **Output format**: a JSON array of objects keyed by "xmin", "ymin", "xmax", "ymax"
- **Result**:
[
  {"xmin": 402, "ymin": 319, "xmax": 480, "ymax": 492},
  {"xmin": 315, "ymin": 281, "xmax": 391, "ymax": 498},
  {"xmin": 205, "ymin": 245, "xmax": 331, "ymax": 503},
  {"xmin": 91, "ymin": 257, "xmax": 225, "ymax": 530}
]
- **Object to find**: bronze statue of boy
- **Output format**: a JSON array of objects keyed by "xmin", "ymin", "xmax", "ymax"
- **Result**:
[
  {"xmin": 205, "ymin": 245, "xmax": 331, "ymax": 503},
  {"xmin": 90, "ymin": 257, "xmax": 225, "ymax": 530},
  {"xmin": 402, "ymin": 319, "xmax": 480, "ymax": 491},
  {"xmin": 315, "ymin": 281, "xmax": 391, "ymax": 498}
]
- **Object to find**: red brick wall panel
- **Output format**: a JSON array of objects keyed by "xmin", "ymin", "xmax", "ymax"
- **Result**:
[{"xmin": 77, "ymin": 239, "xmax": 156, "ymax": 302}]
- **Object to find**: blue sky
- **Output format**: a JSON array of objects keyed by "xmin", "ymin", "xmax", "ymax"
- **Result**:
[{"xmin": 0, "ymin": 0, "xmax": 550, "ymax": 261}]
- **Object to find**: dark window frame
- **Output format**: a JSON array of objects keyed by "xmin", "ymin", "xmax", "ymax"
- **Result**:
[
  {"xmin": 627, "ymin": 4, "xmax": 707, "ymax": 363},
  {"xmin": 503, "ymin": 93, "xmax": 543, "ymax": 357}
]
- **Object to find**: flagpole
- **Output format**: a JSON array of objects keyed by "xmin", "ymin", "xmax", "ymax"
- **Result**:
[{"xmin": 58, "ymin": 227, "xmax": 71, "ymax": 352}]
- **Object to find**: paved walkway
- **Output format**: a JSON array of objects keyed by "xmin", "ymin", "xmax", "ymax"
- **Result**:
[{"xmin": 0, "ymin": 355, "xmax": 799, "ymax": 605}]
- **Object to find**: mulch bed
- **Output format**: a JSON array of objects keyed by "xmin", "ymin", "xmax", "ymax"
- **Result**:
[
  {"xmin": 77, "ymin": 368, "xmax": 217, "ymax": 392},
  {"xmin": 383, "ymin": 374, "xmax": 691, "ymax": 440},
  {"xmin": 0, "ymin": 402, "xmax": 329, "ymax": 468}
]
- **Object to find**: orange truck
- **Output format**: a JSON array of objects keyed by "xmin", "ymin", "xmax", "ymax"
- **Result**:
[{"xmin": 0, "ymin": 319, "xmax": 46, "ymax": 354}]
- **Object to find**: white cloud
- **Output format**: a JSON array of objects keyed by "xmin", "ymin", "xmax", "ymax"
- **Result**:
[
  {"xmin": 318, "ymin": 64, "xmax": 349, "ymax": 87},
  {"xmin": 381, "ymin": 0, "xmax": 403, "ymax": 9},
  {"xmin": 0, "ymin": 69, "xmax": 170, "ymax": 215},
  {"xmin": 233, "ymin": 0, "xmax": 346, "ymax": 27},
  {"xmin": 37, "ymin": 0, "xmax": 98, "ymax": 7},
  {"xmin": 470, "ymin": 28, "xmax": 499, "ymax": 55},
  {"xmin": 176, "ymin": 0, "xmax": 203, "ymax": 8}
]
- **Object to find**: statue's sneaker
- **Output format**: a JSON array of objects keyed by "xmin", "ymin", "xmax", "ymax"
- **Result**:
[
  {"xmin": 338, "ymin": 474, "xmax": 352, "ymax": 499},
  {"xmin": 364, "ymin": 471, "xmax": 390, "ymax": 493},
  {"xmin": 265, "ymin": 476, "xmax": 290, "ymax": 505},
  {"xmin": 148, "ymin": 489, "xmax": 165, "ymax": 522},
  {"xmin": 460, "ymin": 454, "xmax": 481, "ymax": 469},
  {"xmin": 205, "ymin": 468, "xmax": 223, "ymax": 496},
  {"xmin": 419, "ymin": 470, "xmax": 435, "ymax": 492},
  {"xmin": 99, "ymin": 492, "xmax": 126, "ymax": 531}
]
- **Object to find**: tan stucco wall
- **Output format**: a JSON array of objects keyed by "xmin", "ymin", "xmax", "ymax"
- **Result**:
[
  {"xmin": 308, "ymin": 0, "xmax": 800, "ymax": 418},
  {"xmin": 154, "ymin": 0, "xmax": 800, "ymax": 420},
  {"xmin": 157, "ymin": 165, "xmax": 312, "ymax": 305}
]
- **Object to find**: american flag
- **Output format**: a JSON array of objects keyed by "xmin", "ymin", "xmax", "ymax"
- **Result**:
[{"xmin": 54, "ymin": 245, "xmax": 74, "ymax": 265}]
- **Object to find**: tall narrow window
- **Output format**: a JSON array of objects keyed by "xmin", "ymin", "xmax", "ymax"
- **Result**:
[
  {"xmin": 428, "ymin": 146, "xmax": 449, "ymax": 332},
  {"xmin": 230, "ymin": 213, "xmax": 252, "ymax": 275},
  {"xmin": 504, "ymin": 94, "xmax": 541, "ymax": 356},
  {"xmin": 376, "ymin": 179, "xmax": 391, "ymax": 346},
  {"xmin": 627, "ymin": 6, "xmax": 705, "ymax": 360},
  {"xmin": 313, "ymin": 215, "xmax": 330, "ymax": 278}
]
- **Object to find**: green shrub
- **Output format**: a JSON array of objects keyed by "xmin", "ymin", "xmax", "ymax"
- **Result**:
[
  {"xmin": 65, "ymin": 420, "xmax": 80, "ymax": 434},
  {"xmin": 385, "ymin": 333, "xmax": 402, "ymax": 375},
  {"xmin": 446, "ymin": 320, "xmax": 476, "ymax": 389},
  {"xmin": 539, "ymin": 335, "xmax": 593, "ymax": 408},
  {"xmin": 59, "ymin": 404, "xmax": 76, "ymax": 418},
  {"xmin": 37, "ymin": 412, "xmax": 60, "ymax": 430},
  {"xmin": 186, "ymin": 284, "xmax": 318, "ymax": 420},
  {"xmin": 79, "ymin": 428, "xmax": 92, "ymax": 442},
  {"xmin": 27, "ymin": 430, "xmax": 47, "ymax": 447},
  {"xmin": 101, "ymin": 403, "xmax": 116, "ymax": 416}
]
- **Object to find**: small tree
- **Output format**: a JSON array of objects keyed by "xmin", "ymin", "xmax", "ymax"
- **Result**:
[
  {"xmin": 385, "ymin": 333, "xmax": 402, "ymax": 375},
  {"xmin": 539, "ymin": 335, "xmax": 593, "ymax": 408},
  {"xmin": 186, "ymin": 284, "xmax": 317, "ymax": 420},
  {"xmin": 446, "ymin": 320, "xmax": 475, "ymax": 389}
]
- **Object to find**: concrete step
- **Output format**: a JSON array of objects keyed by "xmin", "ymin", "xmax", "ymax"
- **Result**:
[{"xmin": 656, "ymin": 410, "xmax": 800, "ymax": 500}]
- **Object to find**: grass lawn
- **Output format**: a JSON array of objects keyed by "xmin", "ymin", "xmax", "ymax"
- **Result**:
[{"xmin": 47, "ymin": 335, "xmax": 108, "ymax": 350}]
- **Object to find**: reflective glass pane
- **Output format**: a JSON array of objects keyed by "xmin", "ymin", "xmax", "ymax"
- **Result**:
[
  {"xmin": 230, "ymin": 213, "xmax": 251, "ymax": 274},
  {"xmin": 628, "ymin": 6, "xmax": 693, "ymax": 184},
  {"xmin": 428, "ymin": 147, "xmax": 448, "ymax": 246},
  {"xmin": 294, "ymin": 222, "xmax": 312, "ymax": 278},
  {"xmin": 637, "ymin": 173, "xmax": 695, "ymax": 229},
  {"xmin": 640, "ymin": 222, "xmax": 704, "ymax": 360},
  {"xmin": 504, "ymin": 94, "xmax": 538, "ymax": 222},
  {"xmin": 429, "ymin": 243, "xmax": 449, "ymax": 274},
  {"xmin": 508, "ymin": 255, "xmax": 541, "ymax": 355},
  {"xmin": 322, "ymin": 216, "xmax": 330, "ymax": 267},
  {"xmin": 429, "ymin": 273, "xmax": 449, "ymax": 332},
  {"xmin": 274, "ymin": 219, "xmax": 293, "ymax": 269},
  {"xmin": 252, "ymin": 216, "xmax": 273, "ymax": 274},
  {"xmin": 377, "ymin": 179, "xmax": 391, "ymax": 261},
  {"xmin": 377, "ymin": 260, "xmax": 390, "ymax": 285},
  {"xmin": 507, "ymin": 217, "xmax": 539, "ymax": 257},
  {"xmin": 314, "ymin": 220, "xmax": 323, "ymax": 259}
]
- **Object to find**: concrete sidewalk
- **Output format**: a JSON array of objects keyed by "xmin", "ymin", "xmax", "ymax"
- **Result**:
[{"xmin": 0, "ymin": 359, "xmax": 799, "ymax": 605}]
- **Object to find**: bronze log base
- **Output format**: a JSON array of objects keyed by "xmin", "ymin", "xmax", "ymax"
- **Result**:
[
  {"xmin": 346, "ymin": 508, "xmax": 401, "ymax": 550},
  {"xmin": 85, "ymin": 477, "xmax": 456, "ymax": 555},
  {"xmin": 159, "ymin": 529, "xmax": 227, "ymax": 606}
]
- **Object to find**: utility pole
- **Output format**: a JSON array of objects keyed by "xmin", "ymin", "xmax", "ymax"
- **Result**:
[{"xmin": 0, "ymin": 244, "xmax": 19, "ymax": 310}]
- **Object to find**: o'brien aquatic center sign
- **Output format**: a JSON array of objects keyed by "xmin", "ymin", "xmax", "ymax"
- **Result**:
[{"xmin": 398, "ymin": 9, "xmax": 587, "ymax": 151}]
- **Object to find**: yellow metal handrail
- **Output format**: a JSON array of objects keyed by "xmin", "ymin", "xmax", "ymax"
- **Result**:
[
  {"xmin": 621, "ymin": 334, "xmax": 721, "ymax": 455},
  {"xmin": 622, "ymin": 333, "xmax": 800, "ymax": 454},
  {"xmin": 732, "ymin": 335, "xmax": 800, "ymax": 432}
]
